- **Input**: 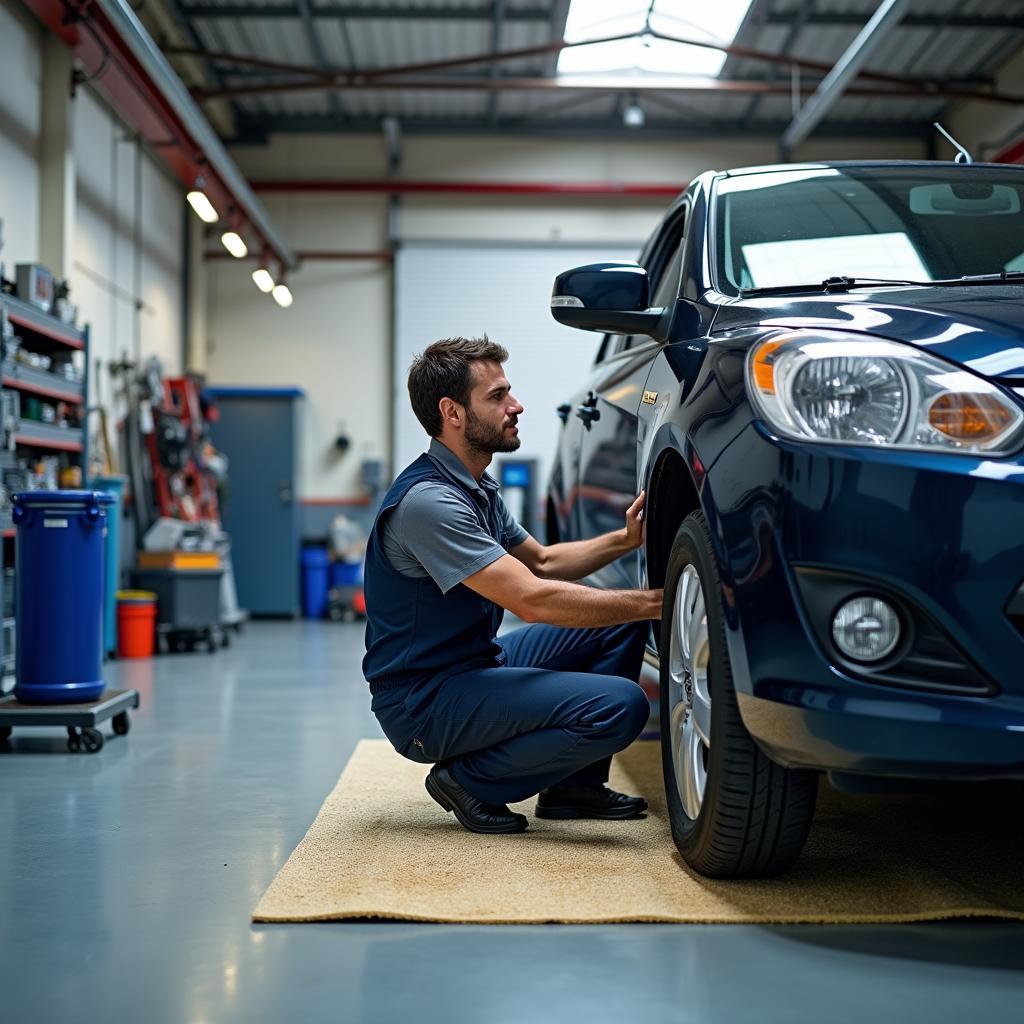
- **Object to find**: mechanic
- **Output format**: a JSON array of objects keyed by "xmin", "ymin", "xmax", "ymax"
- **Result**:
[{"xmin": 363, "ymin": 336, "xmax": 664, "ymax": 835}]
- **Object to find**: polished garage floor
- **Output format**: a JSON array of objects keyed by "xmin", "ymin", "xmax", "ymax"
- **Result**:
[{"xmin": 1, "ymin": 621, "xmax": 1022, "ymax": 1024}]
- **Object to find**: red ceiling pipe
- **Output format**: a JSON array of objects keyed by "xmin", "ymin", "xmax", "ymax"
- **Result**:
[
  {"xmin": 252, "ymin": 180, "xmax": 685, "ymax": 197},
  {"xmin": 206, "ymin": 250, "xmax": 393, "ymax": 261},
  {"xmin": 20, "ymin": 0, "xmax": 293, "ymax": 269}
]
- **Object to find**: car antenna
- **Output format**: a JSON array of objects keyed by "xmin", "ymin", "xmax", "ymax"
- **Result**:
[{"xmin": 933, "ymin": 122, "xmax": 973, "ymax": 164}]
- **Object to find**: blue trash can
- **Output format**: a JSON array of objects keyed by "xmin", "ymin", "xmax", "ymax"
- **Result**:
[
  {"xmin": 12, "ymin": 490, "xmax": 115, "ymax": 704},
  {"xmin": 301, "ymin": 546, "xmax": 330, "ymax": 619},
  {"xmin": 91, "ymin": 475, "xmax": 127, "ymax": 659},
  {"xmin": 330, "ymin": 560, "xmax": 362, "ymax": 589}
]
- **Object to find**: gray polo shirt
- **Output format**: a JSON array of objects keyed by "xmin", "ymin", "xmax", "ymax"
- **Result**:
[{"xmin": 382, "ymin": 438, "xmax": 529, "ymax": 594}]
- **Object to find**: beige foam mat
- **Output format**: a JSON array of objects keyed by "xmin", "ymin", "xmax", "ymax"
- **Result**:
[{"xmin": 253, "ymin": 738, "xmax": 1024, "ymax": 924}]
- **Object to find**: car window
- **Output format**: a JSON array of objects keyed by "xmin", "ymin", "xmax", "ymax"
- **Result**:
[
  {"xmin": 715, "ymin": 166, "xmax": 1024, "ymax": 291},
  {"xmin": 652, "ymin": 244, "xmax": 684, "ymax": 308},
  {"xmin": 595, "ymin": 204, "xmax": 687, "ymax": 363}
]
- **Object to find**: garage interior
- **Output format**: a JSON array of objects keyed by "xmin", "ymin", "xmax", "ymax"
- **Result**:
[{"xmin": 2, "ymin": 0, "xmax": 1024, "ymax": 1020}]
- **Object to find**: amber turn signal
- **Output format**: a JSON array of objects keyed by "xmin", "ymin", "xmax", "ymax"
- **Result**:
[
  {"xmin": 751, "ymin": 339, "xmax": 785, "ymax": 394},
  {"xmin": 928, "ymin": 393, "xmax": 1015, "ymax": 441}
]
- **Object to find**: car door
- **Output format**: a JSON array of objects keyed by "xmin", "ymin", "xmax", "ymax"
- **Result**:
[
  {"xmin": 545, "ymin": 334, "xmax": 610, "ymax": 545},
  {"xmin": 572, "ymin": 209, "xmax": 689, "ymax": 589}
]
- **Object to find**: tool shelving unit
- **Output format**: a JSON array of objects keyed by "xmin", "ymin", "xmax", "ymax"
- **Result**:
[{"xmin": 0, "ymin": 293, "xmax": 90, "ymax": 693}]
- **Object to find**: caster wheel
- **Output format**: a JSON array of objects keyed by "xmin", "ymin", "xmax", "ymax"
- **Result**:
[
  {"xmin": 206, "ymin": 634, "xmax": 218, "ymax": 654},
  {"xmin": 112, "ymin": 712, "xmax": 130, "ymax": 736},
  {"xmin": 220, "ymin": 632, "xmax": 231, "ymax": 649},
  {"xmin": 81, "ymin": 727, "xmax": 104, "ymax": 753},
  {"xmin": 0, "ymin": 725, "xmax": 12, "ymax": 742},
  {"xmin": 66, "ymin": 727, "xmax": 81, "ymax": 753},
  {"xmin": 234, "ymin": 622, "xmax": 244, "ymax": 636}
]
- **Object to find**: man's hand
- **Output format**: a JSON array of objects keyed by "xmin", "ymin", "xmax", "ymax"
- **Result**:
[{"xmin": 623, "ymin": 491, "xmax": 646, "ymax": 551}]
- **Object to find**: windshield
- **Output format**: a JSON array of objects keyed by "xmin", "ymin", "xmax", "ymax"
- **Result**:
[{"xmin": 714, "ymin": 165, "xmax": 1024, "ymax": 294}]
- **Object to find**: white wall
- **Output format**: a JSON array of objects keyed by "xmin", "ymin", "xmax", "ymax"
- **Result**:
[
  {"xmin": 950, "ymin": 47, "xmax": 1024, "ymax": 160},
  {"xmin": 74, "ymin": 88, "xmax": 184, "ymax": 397},
  {"xmin": 205, "ymin": 193, "xmax": 391, "ymax": 500},
  {"xmin": 0, "ymin": 0, "xmax": 42, "ymax": 267},
  {"xmin": 211, "ymin": 131, "xmax": 928, "ymax": 503}
]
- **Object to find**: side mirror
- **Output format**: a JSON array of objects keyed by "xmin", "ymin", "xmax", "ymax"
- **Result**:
[{"xmin": 550, "ymin": 262, "xmax": 666, "ymax": 339}]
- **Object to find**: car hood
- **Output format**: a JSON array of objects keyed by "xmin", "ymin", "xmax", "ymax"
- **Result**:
[{"xmin": 715, "ymin": 285, "xmax": 1024, "ymax": 381}]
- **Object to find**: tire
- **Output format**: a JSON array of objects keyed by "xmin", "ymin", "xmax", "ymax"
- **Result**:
[{"xmin": 659, "ymin": 510, "xmax": 818, "ymax": 878}]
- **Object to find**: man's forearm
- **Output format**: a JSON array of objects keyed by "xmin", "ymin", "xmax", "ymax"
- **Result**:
[
  {"xmin": 541, "ymin": 529, "xmax": 635, "ymax": 582},
  {"xmin": 520, "ymin": 579, "xmax": 662, "ymax": 628}
]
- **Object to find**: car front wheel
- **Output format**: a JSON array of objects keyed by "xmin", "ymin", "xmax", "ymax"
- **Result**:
[{"xmin": 660, "ymin": 510, "xmax": 818, "ymax": 878}]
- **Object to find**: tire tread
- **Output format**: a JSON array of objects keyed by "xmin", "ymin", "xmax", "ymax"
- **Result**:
[{"xmin": 660, "ymin": 510, "xmax": 818, "ymax": 878}]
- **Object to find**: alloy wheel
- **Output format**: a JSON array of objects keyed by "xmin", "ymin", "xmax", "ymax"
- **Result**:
[{"xmin": 668, "ymin": 563, "xmax": 712, "ymax": 819}]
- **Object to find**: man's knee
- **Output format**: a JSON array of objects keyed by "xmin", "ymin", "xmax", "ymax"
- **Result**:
[
  {"xmin": 621, "ymin": 681, "xmax": 650, "ymax": 737},
  {"xmin": 581, "ymin": 677, "xmax": 649, "ymax": 743}
]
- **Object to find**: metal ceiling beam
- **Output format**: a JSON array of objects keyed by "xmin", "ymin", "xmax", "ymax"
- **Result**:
[
  {"xmin": 295, "ymin": 0, "xmax": 343, "ymax": 118},
  {"xmin": 781, "ymin": 0, "xmax": 912, "ymax": 153},
  {"xmin": 177, "ymin": 3, "xmax": 548, "ymax": 20},
  {"xmin": 741, "ymin": 0, "xmax": 815, "ymax": 127},
  {"xmin": 766, "ymin": 12, "xmax": 1024, "ymax": 30},
  {"xmin": 184, "ymin": 27, "xmax": 969, "ymax": 98},
  {"xmin": 486, "ymin": 0, "xmax": 505, "ymax": 124},
  {"xmin": 229, "ymin": 115, "xmax": 931, "ymax": 142},
  {"xmin": 199, "ymin": 74, "xmax": 1022, "ymax": 107},
  {"xmin": 97, "ymin": 0, "xmax": 297, "ymax": 270}
]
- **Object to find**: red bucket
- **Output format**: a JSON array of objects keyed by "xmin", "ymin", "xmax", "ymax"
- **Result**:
[{"xmin": 116, "ymin": 590, "xmax": 158, "ymax": 658}]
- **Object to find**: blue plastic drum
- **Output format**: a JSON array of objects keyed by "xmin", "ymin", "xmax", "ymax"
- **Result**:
[{"xmin": 12, "ymin": 491, "xmax": 116, "ymax": 704}]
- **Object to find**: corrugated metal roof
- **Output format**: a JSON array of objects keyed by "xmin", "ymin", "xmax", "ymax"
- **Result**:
[{"xmin": 165, "ymin": 0, "xmax": 1024, "ymax": 136}]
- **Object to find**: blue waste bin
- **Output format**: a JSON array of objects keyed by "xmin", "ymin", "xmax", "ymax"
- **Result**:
[
  {"xmin": 330, "ymin": 560, "xmax": 362, "ymax": 589},
  {"xmin": 91, "ymin": 475, "xmax": 127, "ymax": 659},
  {"xmin": 301, "ymin": 546, "xmax": 330, "ymax": 619},
  {"xmin": 12, "ymin": 490, "xmax": 115, "ymax": 704}
]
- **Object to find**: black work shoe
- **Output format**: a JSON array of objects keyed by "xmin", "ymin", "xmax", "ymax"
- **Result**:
[
  {"xmin": 425, "ymin": 763, "xmax": 528, "ymax": 835},
  {"xmin": 535, "ymin": 785, "xmax": 648, "ymax": 820}
]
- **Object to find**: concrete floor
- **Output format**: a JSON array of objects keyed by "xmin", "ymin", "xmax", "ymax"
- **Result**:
[{"xmin": 1, "ymin": 620, "xmax": 1022, "ymax": 1024}]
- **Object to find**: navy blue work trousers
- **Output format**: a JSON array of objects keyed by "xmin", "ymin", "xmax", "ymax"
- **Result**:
[{"xmin": 370, "ymin": 621, "xmax": 650, "ymax": 805}]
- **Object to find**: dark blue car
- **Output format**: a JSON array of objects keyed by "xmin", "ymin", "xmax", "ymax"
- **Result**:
[{"xmin": 546, "ymin": 161, "xmax": 1024, "ymax": 878}]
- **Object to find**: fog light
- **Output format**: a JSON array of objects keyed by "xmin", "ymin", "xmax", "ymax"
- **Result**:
[{"xmin": 831, "ymin": 597, "xmax": 900, "ymax": 662}]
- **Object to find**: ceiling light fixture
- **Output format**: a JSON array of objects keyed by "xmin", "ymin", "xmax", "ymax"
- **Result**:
[
  {"xmin": 623, "ymin": 95, "xmax": 645, "ymax": 127},
  {"xmin": 221, "ymin": 231, "xmax": 248, "ymax": 258},
  {"xmin": 186, "ymin": 179, "xmax": 219, "ymax": 224},
  {"xmin": 252, "ymin": 266, "xmax": 275, "ymax": 293},
  {"xmin": 272, "ymin": 282, "xmax": 293, "ymax": 308}
]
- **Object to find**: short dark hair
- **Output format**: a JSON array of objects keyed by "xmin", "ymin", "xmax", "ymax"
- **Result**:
[{"xmin": 407, "ymin": 336, "xmax": 509, "ymax": 437}]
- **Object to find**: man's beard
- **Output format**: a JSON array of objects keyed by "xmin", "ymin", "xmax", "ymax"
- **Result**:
[{"xmin": 465, "ymin": 407, "xmax": 521, "ymax": 455}]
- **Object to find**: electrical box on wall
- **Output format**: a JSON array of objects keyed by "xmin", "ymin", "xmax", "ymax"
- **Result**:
[{"xmin": 15, "ymin": 265, "xmax": 54, "ymax": 314}]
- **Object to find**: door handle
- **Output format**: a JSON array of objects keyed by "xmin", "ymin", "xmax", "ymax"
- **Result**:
[
  {"xmin": 556, "ymin": 402, "xmax": 571, "ymax": 423},
  {"xmin": 581, "ymin": 391, "xmax": 598, "ymax": 408},
  {"xmin": 575, "ymin": 405, "xmax": 601, "ymax": 430}
]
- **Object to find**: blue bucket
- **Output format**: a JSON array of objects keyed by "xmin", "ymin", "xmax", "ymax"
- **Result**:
[
  {"xmin": 12, "ymin": 490, "xmax": 115, "ymax": 704},
  {"xmin": 91, "ymin": 476, "xmax": 127, "ymax": 658},
  {"xmin": 301, "ymin": 546, "xmax": 330, "ymax": 619},
  {"xmin": 330, "ymin": 560, "xmax": 362, "ymax": 588}
]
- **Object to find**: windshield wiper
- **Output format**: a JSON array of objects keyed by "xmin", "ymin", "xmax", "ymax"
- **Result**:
[
  {"xmin": 929, "ymin": 271, "xmax": 1024, "ymax": 286},
  {"xmin": 740, "ymin": 275, "xmax": 929, "ymax": 297},
  {"xmin": 740, "ymin": 271, "xmax": 1024, "ymax": 297}
]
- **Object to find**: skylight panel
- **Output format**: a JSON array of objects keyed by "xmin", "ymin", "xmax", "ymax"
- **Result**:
[{"xmin": 557, "ymin": 0, "xmax": 755, "ymax": 78}]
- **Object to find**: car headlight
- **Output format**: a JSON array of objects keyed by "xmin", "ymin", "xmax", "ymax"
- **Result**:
[{"xmin": 746, "ymin": 331, "xmax": 1024, "ymax": 454}]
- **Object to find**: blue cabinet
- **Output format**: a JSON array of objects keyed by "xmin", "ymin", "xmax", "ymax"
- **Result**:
[{"xmin": 207, "ymin": 387, "xmax": 303, "ymax": 617}]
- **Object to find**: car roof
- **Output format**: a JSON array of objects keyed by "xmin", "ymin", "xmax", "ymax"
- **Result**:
[{"xmin": 716, "ymin": 160, "xmax": 1024, "ymax": 179}]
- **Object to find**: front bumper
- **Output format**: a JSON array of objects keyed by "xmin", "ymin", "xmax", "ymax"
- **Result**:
[{"xmin": 707, "ymin": 422, "xmax": 1024, "ymax": 778}]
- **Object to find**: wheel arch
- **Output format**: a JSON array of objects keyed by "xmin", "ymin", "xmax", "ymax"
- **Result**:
[{"xmin": 645, "ymin": 442, "xmax": 703, "ymax": 590}]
